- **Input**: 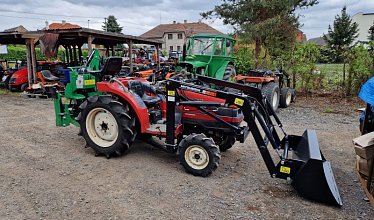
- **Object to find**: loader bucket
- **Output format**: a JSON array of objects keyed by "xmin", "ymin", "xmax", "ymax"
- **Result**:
[{"xmin": 288, "ymin": 130, "xmax": 342, "ymax": 206}]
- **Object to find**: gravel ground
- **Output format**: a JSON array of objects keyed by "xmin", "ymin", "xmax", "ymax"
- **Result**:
[{"xmin": 0, "ymin": 94, "xmax": 373, "ymax": 219}]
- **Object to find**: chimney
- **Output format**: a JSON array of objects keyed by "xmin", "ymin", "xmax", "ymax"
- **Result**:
[
  {"xmin": 45, "ymin": 21, "xmax": 49, "ymax": 30},
  {"xmin": 184, "ymin": 20, "xmax": 187, "ymax": 24},
  {"xmin": 62, "ymin": 20, "xmax": 66, "ymax": 24},
  {"xmin": 173, "ymin": 21, "xmax": 176, "ymax": 24}
]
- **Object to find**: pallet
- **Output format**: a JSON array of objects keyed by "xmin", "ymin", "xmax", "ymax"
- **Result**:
[{"xmin": 356, "ymin": 170, "xmax": 374, "ymax": 208}]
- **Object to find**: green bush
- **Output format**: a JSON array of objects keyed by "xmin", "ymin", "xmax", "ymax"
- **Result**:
[
  {"xmin": 289, "ymin": 43, "xmax": 320, "ymax": 92},
  {"xmin": 233, "ymin": 46, "xmax": 255, "ymax": 75},
  {"xmin": 346, "ymin": 44, "xmax": 372, "ymax": 95}
]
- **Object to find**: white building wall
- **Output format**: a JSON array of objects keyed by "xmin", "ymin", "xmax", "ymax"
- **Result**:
[
  {"xmin": 163, "ymin": 32, "xmax": 186, "ymax": 53},
  {"xmin": 352, "ymin": 13, "xmax": 374, "ymax": 43}
]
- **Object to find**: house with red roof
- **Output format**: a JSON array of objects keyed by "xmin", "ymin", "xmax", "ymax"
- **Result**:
[{"xmin": 140, "ymin": 20, "xmax": 222, "ymax": 53}]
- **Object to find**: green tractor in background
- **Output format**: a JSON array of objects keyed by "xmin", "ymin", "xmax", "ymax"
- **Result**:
[{"xmin": 179, "ymin": 33, "xmax": 236, "ymax": 81}]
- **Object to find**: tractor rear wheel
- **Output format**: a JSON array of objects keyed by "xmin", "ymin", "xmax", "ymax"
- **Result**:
[
  {"xmin": 78, "ymin": 95, "xmax": 136, "ymax": 158},
  {"xmin": 223, "ymin": 64, "xmax": 236, "ymax": 82},
  {"xmin": 20, "ymin": 83, "xmax": 28, "ymax": 91},
  {"xmin": 279, "ymin": 87, "xmax": 292, "ymax": 108},
  {"xmin": 262, "ymin": 82, "xmax": 280, "ymax": 112},
  {"xmin": 290, "ymin": 89, "xmax": 296, "ymax": 102},
  {"xmin": 178, "ymin": 133, "xmax": 221, "ymax": 177}
]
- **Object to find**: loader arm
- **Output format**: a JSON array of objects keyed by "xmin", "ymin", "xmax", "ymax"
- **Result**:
[{"xmin": 165, "ymin": 76, "xmax": 342, "ymax": 207}]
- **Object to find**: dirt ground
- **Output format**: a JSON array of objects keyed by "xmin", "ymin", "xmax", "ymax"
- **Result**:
[{"xmin": 0, "ymin": 94, "xmax": 373, "ymax": 219}]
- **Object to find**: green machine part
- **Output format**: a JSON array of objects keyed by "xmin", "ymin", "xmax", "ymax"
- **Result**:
[
  {"xmin": 53, "ymin": 49, "xmax": 103, "ymax": 127},
  {"xmin": 181, "ymin": 33, "xmax": 236, "ymax": 80}
]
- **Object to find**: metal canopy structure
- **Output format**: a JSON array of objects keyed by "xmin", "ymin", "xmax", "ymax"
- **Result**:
[{"xmin": 0, "ymin": 27, "xmax": 163, "ymax": 86}]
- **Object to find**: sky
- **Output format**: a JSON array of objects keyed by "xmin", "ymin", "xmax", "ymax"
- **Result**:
[{"xmin": 0, "ymin": 0, "xmax": 373, "ymax": 40}]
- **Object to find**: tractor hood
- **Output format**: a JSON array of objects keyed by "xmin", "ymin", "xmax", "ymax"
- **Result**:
[{"xmin": 180, "ymin": 60, "xmax": 208, "ymax": 69}]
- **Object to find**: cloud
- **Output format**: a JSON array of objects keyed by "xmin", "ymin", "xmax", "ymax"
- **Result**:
[{"xmin": 0, "ymin": 0, "xmax": 372, "ymax": 39}]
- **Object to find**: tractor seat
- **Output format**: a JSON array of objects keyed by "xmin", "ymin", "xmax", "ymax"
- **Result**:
[
  {"xmin": 41, "ymin": 70, "xmax": 59, "ymax": 81},
  {"xmin": 128, "ymin": 80, "xmax": 161, "ymax": 106},
  {"xmin": 88, "ymin": 57, "xmax": 123, "ymax": 78}
]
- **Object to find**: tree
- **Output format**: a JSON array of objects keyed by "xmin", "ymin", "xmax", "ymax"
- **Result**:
[
  {"xmin": 201, "ymin": 0, "xmax": 318, "ymax": 67},
  {"xmin": 102, "ymin": 15, "xmax": 123, "ymax": 33},
  {"xmin": 368, "ymin": 21, "xmax": 374, "ymax": 69},
  {"xmin": 368, "ymin": 21, "xmax": 374, "ymax": 41},
  {"xmin": 323, "ymin": 6, "xmax": 359, "ymax": 86}
]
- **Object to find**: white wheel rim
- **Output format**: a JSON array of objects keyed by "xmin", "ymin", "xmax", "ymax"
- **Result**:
[
  {"xmin": 272, "ymin": 91, "xmax": 278, "ymax": 109},
  {"xmin": 286, "ymin": 92, "xmax": 292, "ymax": 105},
  {"xmin": 86, "ymin": 108, "xmax": 119, "ymax": 148},
  {"xmin": 185, "ymin": 145, "xmax": 209, "ymax": 170}
]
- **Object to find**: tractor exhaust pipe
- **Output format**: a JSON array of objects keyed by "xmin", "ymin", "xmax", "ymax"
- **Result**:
[{"xmin": 281, "ymin": 130, "xmax": 342, "ymax": 206}]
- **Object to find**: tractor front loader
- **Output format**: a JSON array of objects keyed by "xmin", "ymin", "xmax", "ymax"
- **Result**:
[{"xmin": 49, "ymin": 53, "xmax": 342, "ymax": 206}]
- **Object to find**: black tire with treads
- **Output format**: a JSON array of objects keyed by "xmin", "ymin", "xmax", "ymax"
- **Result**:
[
  {"xmin": 213, "ymin": 135, "xmax": 236, "ymax": 152},
  {"xmin": 262, "ymin": 82, "xmax": 280, "ymax": 112},
  {"xmin": 178, "ymin": 133, "xmax": 221, "ymax": 177},
  {"xmin": 279, "ymin": 87, "xmax": 292, "ymax": 108},
  {"xmin": 77, "ymin": 95, "xmax": 136, "ymax": 158},
  {"xmin": 223, "ymin": 64, "xmax": 236, "ymax": 81}
]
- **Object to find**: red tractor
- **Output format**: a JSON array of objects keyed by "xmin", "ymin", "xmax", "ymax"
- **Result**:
[
  {"xmin": 50, "ymin": 56, "xmax": 341, "ymax": 206},
  {"xmin": 8, "ymin": 68, "xmax": 29, "ymax": 91}
]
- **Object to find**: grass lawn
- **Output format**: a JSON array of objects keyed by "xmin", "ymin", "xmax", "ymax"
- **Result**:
[
  {"xmin": 0, "ymin": 88, "xmax": 20, "ymax": 96},
  {"xmin": 316, "ymin": 63, "xmax": 347, "ymax": 90}
]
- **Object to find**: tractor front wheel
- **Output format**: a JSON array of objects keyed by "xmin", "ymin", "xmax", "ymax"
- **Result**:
[
  {"xmin": 79, "ymin": 95, "xmax": 136, "ymax": 158},
  {"xmin": 262, "ymin": 82, "xmax": 280, "ymax": 112},
  {"xmin": 178, "ymin": 133, "xmax": 221, "ymax": 177},
  {"xmin": 279, "ymin": 87, "xmax": 292, "ymax": 108}
]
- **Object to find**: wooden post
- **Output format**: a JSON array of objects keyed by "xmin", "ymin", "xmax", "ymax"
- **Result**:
[
  {"xmin": 25, "ymin": 39, "xmax": 33, "ymax": 86},
  {"xmin": 78, "ymin": 44, "xmax": 83, "ymax": 64},
  {"xmin": 64, "ymin": 46, "xmax": 69, "ymax": 64},
  {"xmin": 73, "ymin": 45, "xmax": 77, "ymax": 66},
  {"xmin": 111, "ymin": 46, "xmax": 115, "ymax": 56},
  {"xmin": 30, "ymin": 41, "xmax": 37, "ymax": 83},
  {"xmin": 68, "ymin": 46, "xmax": 73, "ymax": 66},
  {"xmin": 156, "ymin": 44, "xmax": 161, "ymax": 70},
  {"xmin": 129, "ymin": 40, "xmax": 133, "ymax": 72},
  {"xmin": 105, "ymin": 46, "xmax": 109, "ymax": 58},
  {"xmin": 87, "ymin": 35, "xmax": 93, "ymax": 54}
]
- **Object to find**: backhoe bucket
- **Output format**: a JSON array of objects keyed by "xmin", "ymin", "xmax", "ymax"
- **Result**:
[{"xmin": 288, "ymin": 130, "xmax": 342, "ymax": 206}]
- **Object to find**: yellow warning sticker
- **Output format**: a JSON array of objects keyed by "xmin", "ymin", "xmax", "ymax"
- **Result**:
[
  {"xmin": 280, "ymin": 166, "xmax": 291, "ymax": 174},
  {"xmin": 168, "ymin": 90, "xmax": 175, "ymax": 96},
  {"xmin": 84, "ymin": 79, "xmax": 96, "ymax": 86},
  {"xmin": 234, "ymin": 98, "xmax": 244, "ymax": 106}
]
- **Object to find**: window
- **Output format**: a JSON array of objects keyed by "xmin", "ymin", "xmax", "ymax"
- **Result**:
[
  {"xmin": 177, "ymin": 46, "xmax": 181, "ymax": 51},
  {"xmin": 168, "ymin": 34, "xmax": 173, "ymax": 40},
  {"xmin": 170, "ymin": 46, "xmax": 173, "ymax": 51},
  {"xmin": 178, "ymin": 33, "xmax": 183, "ymax": 39},
  {"xmin": 214, "ymin": 38, "xmax": 224, "ymax": 55},
  {"xmin": 191, "ymin": 38, "xmax": 214, "ymax": 55},
  {"xmin": 226, "ymin": 40, "xmax": 233, "ymax": 56}
]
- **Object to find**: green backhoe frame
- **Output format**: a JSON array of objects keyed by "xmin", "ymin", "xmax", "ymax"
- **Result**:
[
  {"xmin": 180, "ymin": 33, "xmax": 235, "ymax": 80},
  {"xmin": 53, "ymin": 49, "xmax": 103, "ymax": 127}
]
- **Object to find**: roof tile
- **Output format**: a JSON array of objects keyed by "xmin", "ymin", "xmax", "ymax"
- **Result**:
[{"xmin": 140, "ymin": 22, "xmax": 222, "ymax": 38}]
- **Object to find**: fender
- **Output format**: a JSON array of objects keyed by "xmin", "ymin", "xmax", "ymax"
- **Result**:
[
  {"xmin": 214, "ymin": 61, "xmax": 232, "ymax": 80},
  {"xmin": 235, "ymin": 76, "xmax": 275, "ymax": 84},
  {"xmin": 97, "ymin": 82, "xmax": 150, "ymax": 133}
]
